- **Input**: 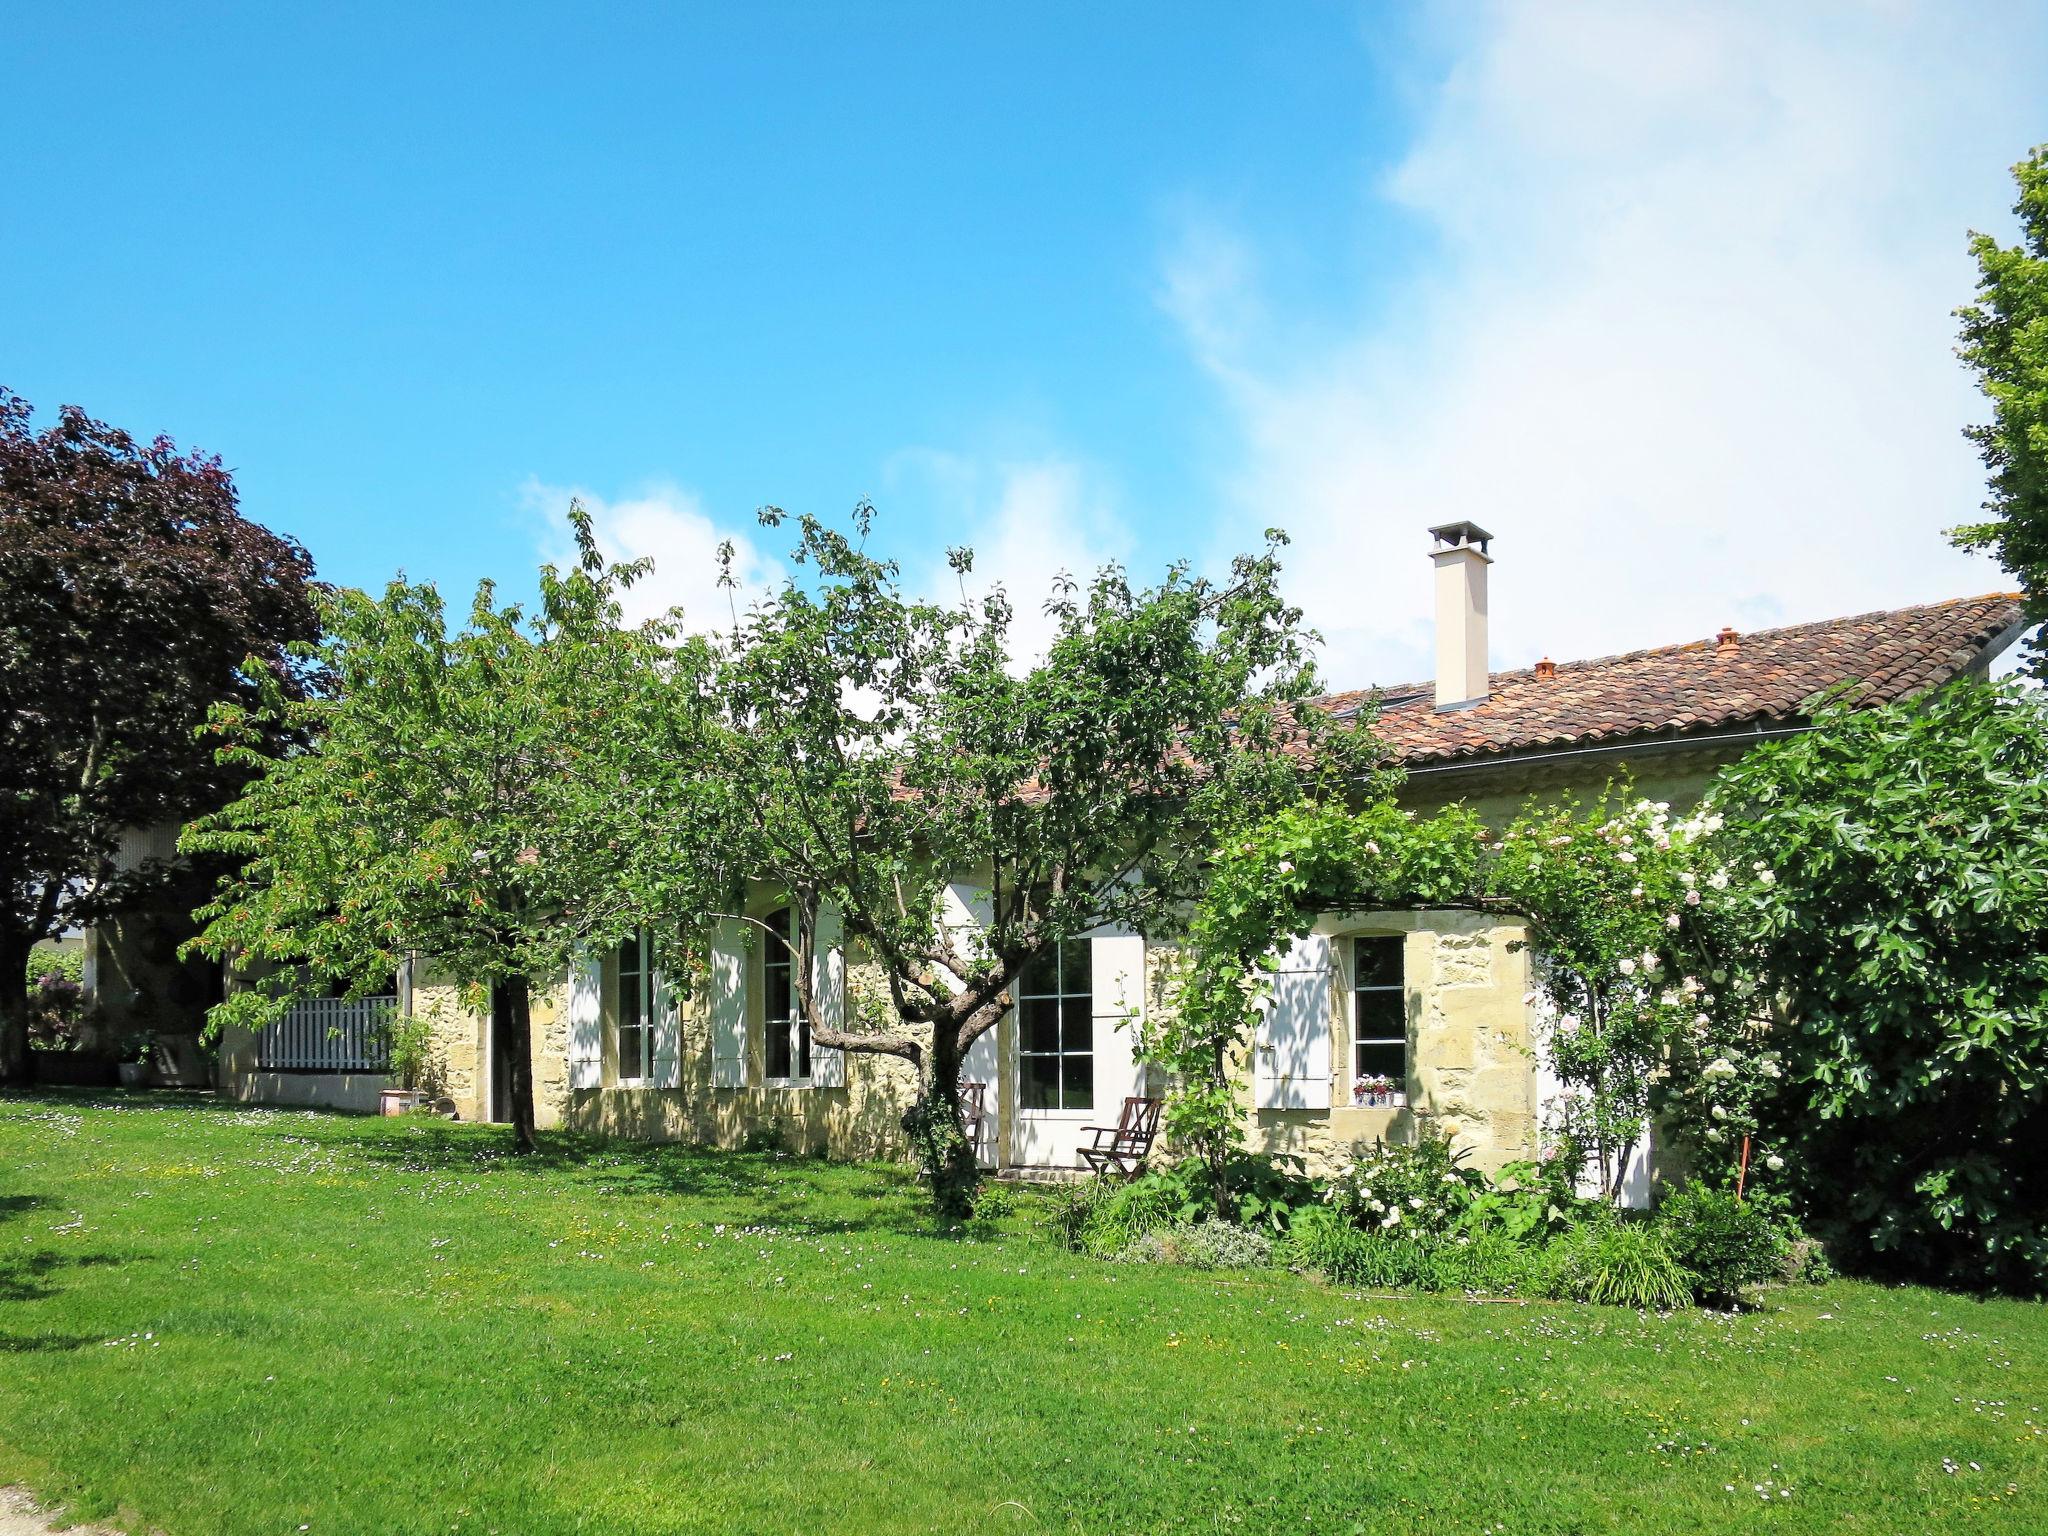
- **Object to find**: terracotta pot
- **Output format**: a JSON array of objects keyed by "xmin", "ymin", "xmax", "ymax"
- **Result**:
[{"xmin": 378, "ymin": 1088, "xmax": 425, "ymax": 1117}]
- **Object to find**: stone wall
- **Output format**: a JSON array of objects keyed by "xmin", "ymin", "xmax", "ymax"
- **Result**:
[{"xmin": 1245, "ymin": 910, "xmax": 1538, "ymax": 1179}]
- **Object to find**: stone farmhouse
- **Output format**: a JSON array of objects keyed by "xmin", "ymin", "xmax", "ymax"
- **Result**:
[{"xmin": 215, "ymin": 528, "xmax": 2026, "ymax": 1183}]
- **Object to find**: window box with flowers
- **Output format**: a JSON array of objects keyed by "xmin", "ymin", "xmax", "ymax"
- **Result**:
[{"xmin": 1352, "ymin": 1072, "xmax": 1406, "ymax": 1109}]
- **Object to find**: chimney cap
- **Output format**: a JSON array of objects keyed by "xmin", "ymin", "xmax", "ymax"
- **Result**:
[
  {"xmin": 1428, "ymin": 520, "xmax": 1494, "ymax": 554},
  {"xmin": 1534, "ymin": 656, "xmax": 1557, "ymax": 680},
  {"xmin": 1716, "ymin": 625, "xmax": 1739, "ymax": 652}
]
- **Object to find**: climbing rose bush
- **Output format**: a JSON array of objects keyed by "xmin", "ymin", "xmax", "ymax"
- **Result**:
[{"xmin": 1488, "ymin": 791, "xmax": 1773, "ymax": 1203}]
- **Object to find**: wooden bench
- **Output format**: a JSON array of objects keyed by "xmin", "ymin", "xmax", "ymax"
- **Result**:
[{"xmin": 1076, "ymin": 1095, "xmax": 1164, "ymax": 1177}]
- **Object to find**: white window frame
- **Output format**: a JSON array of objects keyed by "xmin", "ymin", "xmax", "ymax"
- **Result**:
[
  {"xmin": 762, "ymin": 907, "xmax": 812, "ymax": 1088},
  {"xmin": 615, "ymin": 929, "xmax": 655, "ymax": 1087},
  {"xmin": 1016, "ymin": 939, "xmax": 1095, "ymax": 1115},
  {"xmin": 1349, "ymin": 933, "xmax": 1409, "ymax": 1107}
]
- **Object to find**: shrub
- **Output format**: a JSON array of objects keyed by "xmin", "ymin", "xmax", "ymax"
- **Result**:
[
  {"xmin": 1284, "ymin": 1207, "xmax": 1436, "ymax": 1288},
  {"xmin": 1459, "ymin": 1153, "xmax": 1589, "ymax": 1244},
  {"xmin": 1547, "ymin": 1222, "xmax": 1692, "ymax": 1310},
  {"xmin": 1281, "ymin": 1208, "xmax": 1546, "ymax": 1295},
  {"xmin": 968, "ymin": 1179, "xmax": 1019, "ymax": 1220},
  {"xmin": 1046, "ymin": 1175, "xmax": 1179, "ymax": 1257},
  {"xmin": 1656, "ymin": 1181, "xmax": 1785, "ymax": 1305},
  {"xmin": 24, "ymin": 945, "xmax": 92, "ymax": 1049},
  {"xmin": 1710, "ymin": 681, "xmax": 2048, "ymax": 1290},
  {"xmin": 1120, "ymin": 1221, "xmax": 1274, "ymax": 1270},
  {"xmin": 1326, "ymin": 1123, "xmax": 1484, "ymax": 1238}
]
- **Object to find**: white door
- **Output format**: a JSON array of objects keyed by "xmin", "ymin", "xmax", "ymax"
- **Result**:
[{"xmin": 1011, "ymin": 933, "xmax": 1144, "ymax": 1168}]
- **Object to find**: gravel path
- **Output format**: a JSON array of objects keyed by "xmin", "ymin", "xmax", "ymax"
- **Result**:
[{"xmin": 0, "ymin": 1486, "xmax": 139, "ymax": 1535}]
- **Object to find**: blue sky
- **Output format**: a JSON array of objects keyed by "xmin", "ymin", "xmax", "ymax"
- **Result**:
[{"xmin": 6, "ymin": 2, "xmax": 2046, "ymax": 684}]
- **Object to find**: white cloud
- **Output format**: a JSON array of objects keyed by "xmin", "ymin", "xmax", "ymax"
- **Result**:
[
  {"xmin": 520, "ymin": 477, "xmax": 778, "ymax": 632},
  {"xmin": 1164, "ymin": 0, "xmax": 2044, "ymax": 689},
  {"xmin": 885, "ymin": 449, "xmax": 1132, "ymax": 666}
]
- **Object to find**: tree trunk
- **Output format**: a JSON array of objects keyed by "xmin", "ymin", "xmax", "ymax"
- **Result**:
[
  {"xmin": 492, "ymin": 976, "xmax": 538, "ymax": 1154},
  {"xmin": 0, "ymin": 925, "xmax": 31, "ymax": 1087},
  {"xmin": 902, "ymin": 1018, "xmax": 978, "ymax": 1222}
]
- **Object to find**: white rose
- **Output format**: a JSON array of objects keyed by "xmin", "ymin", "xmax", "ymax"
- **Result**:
[
  {"xmin": 1765, "ymin": 1154, "xmax": 1785, "ymax": 1172},
  {"xmin": 1666, "ymin": 914, "xmax": 1682, "ymax": 930},
  {"xmin": 1617, "ymin": 958, "xmax": 1636, "ymax": 976}
]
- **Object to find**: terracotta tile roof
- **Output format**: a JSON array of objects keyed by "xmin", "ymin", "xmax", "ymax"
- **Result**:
[{"xmin": 1313, "ymin": 593, "xmax": 2027, "ymax": 769}]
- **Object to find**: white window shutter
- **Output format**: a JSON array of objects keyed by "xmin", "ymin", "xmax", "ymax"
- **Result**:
[
  {"xmin": 1091, "ymin": 934, "xmax": 1145, "ymax": 1024},
  {"xmin": 810, "ymin": 903, "xmax": 846, "ymax": 1088},
  {"xmin": 710, "ymin": 917, "xmax": 747, "ymax": 1088},
  {"xmin": 1255, "ymin": 931, "xmax": 1334, "ymax": 1109},
  {"xmin": 1092, "ymin": 932, "xmax": 1146, "ymax": 1113},
  {"xmin": 651, "ymin": 960, "xmax": 682, "ymax": 1089},
  {"xmin": 568, "ymin": 950, "xmax": 602, "ymax": 1090}
]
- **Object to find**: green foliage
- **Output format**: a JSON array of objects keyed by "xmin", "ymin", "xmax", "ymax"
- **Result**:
[
  {"xmin": 1951, "ymin": 146, "xmax": 2048, "ymax": 669},
  {"xmin": 1048, "ymin": 1152, "xmax": 1319, "ymax": 1257},
  {"xmin": 1460, "ymin": 1155, "xmax": 1586, "ymax": 1245},
  {"xmin": 379, "ymin": 1009, "xmax": 436, "ymax": 1093},
  {"xmin": 1655, "ymin": 1182, "xmax": 1786, "ymax": 1306},
  {"xmin": 1709, "ymin": 681, "xmax": 2048, "ymax": 1290},
  {"xmin": 1546, "ymin": 1222, "xmax": 1694, "ymax": 1311},
  {"xmin": 184, "ymin": 507, "xmax": 705, "ymax": 1148},
  {"xmin": 24, "ymin": 944, "xmax": 85, "ymax": 992},
  {"xmin": 1281, "ymin": 1207, "xmax": 1548, "ymax": 1295},
  {"xmin": 22, "ymin": 945, "xmax": 92, "ymax": 1049}
]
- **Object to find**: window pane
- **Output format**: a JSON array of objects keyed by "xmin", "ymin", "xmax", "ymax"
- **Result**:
[
  {"xmin": 1020, "ymin": 1052, "xmax": 1060, "ymax": 1110},
  {"xmin": 1021, "ymin": 997, "xmax": 1061, "ymax": 1054},
  {"xmin": 1059, "ymin": 938, "xmax": 1092, "ymax": 994},
  {"xmin": 1062, "ymin": 1051, "xmax": 1094, "ymax": 1110},
  {"xmin": 1019, "ymin": 951, "xmax": 1057, "ymax": 998},
  {"xmin": 765, "ymin": 958, "xmax": 792, "ymax": 1025},
  {"xmin": 766, "ymin": 1019, "xmax": 791, "ymax": 1079},
  {"xmin": 619, "ymin": 969, "xmax": 643, "ymax": 1032},
  {"xmin": 1355, "ymin": 1040, "xmax": 1406, "ymax": 1081},
  {"xmin": 1061, "ymin": 996, "xmax": 1093, "ymax": 1052},
  {"xmin": 1355, "ymin": 990, "xmax": 1404, "ymax": 1041},
  {"xmin": 797, "ymin": 1017, "xmax": 811, "ymax": 1080},
  {"xmin": 1354, "ymin": 935, "xmax": 1403, "ymax": 989}
]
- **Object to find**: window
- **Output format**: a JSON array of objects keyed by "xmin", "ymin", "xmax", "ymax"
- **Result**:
[
  {"xmin": 763, "ymin": 907, "xmax": 811, "ymax": 1083},
  {"xmin": 616, "ymin": 930, "xmax": 653, "ymax": 1083},
  {"xmin": 1018, "ymin": 939, "xmax": 1093, "ymax": 1112},
  {"xmin": 1351, "ymin": 935, "xmax": 1407, "ymax": 1104}
]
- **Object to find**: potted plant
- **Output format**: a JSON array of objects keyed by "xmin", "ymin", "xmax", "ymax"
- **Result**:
[
  {"xmin": 116, "ymin": 1031, "xmax": 155, "ymax": 1089},
  {"xmin": 378, "ymin": 1009, "xmax": 433, "ymax": 1115},
  {"xmin": 1352, "ymin": 1072, "xmax": 1405, "ymax": 1109}
]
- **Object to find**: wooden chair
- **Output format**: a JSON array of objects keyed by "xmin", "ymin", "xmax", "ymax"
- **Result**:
[
  {"xmin": 1077, "ymin": 1095, "xmax": 1164, "ymax": 1177},
  {"xmin": 961, "ymin": 1081, "xmax": 988, "ymax": 1139}
]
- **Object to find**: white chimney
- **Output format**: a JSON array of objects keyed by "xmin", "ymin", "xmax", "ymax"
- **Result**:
[{"xmin": 1429, "ymin": 521, "xmax": 1492, "ymax": 710}]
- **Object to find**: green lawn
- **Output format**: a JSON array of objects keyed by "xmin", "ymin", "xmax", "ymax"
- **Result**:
[{"xmin": 0, "ymin": 1095, "xmax": 2041, "ymax": 1535}]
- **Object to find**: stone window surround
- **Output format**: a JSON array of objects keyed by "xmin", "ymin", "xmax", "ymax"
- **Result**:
[{"xmin": 759, "ymin": 904, "xmax": 813, "ymax": 1090}]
